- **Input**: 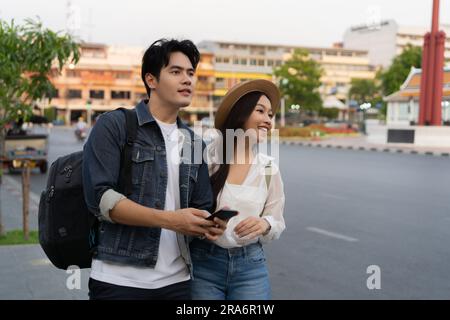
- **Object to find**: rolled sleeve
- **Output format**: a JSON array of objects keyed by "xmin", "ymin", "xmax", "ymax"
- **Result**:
[
  {"xmin": 99, "ymin": 189, "xmax": 127, "ymax": 223},
  {"xmin": 82, "ymin": 111, "xmax": 126, "ymax": 220}
]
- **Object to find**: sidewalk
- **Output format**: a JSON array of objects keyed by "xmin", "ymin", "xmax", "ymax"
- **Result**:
[
  {"xmin": 280, "ymin": 135, "xmax": 450, "ymax": 157},
  {"xmin": 0, "ymin": 175, "xmax": 39, "ymax": 231},
  {"xmin": 0, "ymin": 175, "xmax": 89, "ymax": 300}
]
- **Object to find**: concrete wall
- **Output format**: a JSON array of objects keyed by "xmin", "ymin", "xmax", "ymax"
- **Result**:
[{"xmin": 367, "ymin": 123, "xmax": 450, "ymax": 147}]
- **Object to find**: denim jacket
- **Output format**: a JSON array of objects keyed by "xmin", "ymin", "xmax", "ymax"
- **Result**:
[{"xmin": 82, "ymin": 100, "xmax": 213, "ymax": 273}]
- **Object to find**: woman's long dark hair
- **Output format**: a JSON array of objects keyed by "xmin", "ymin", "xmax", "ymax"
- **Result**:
[{"xmin": 211, "ymin": 91, "xmax": 264, "ymax": 210}]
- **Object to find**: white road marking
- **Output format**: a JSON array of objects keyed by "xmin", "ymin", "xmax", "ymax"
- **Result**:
[
  {"xmin": 30, "ymin": 258, "xmax": 51, "ymax": 266},
  {"xmin": 322, "ymin": 193, "xmax": 347, "ymax": 200},
  {"xmin": 306, "ymin": 227, "xmax": 359, "ymax": 242}
]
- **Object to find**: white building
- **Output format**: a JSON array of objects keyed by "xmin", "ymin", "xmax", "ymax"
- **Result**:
[{"xmin": 344, "ymin": 20, "xmax": 450, "ymax": 68}]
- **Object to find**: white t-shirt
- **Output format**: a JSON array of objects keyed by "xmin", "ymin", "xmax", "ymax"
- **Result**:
[{"xmin": 90, "ymin": 118, "xmax": 190, "ymax": 289}]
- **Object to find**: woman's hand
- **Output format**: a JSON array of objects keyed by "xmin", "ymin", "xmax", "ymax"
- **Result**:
[{"xmin": 234, "ymin": 217, "xmax": 270, "ymax": 240}]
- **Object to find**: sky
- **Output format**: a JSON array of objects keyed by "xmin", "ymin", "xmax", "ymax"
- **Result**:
[{"xmin": 1, "ymin": 0, "xmax": 450, "ymax": 48}]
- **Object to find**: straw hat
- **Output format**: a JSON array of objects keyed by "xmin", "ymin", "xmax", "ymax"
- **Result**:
[{"xmin": 214, "ymin": 79, "xmax": 280, "ymax": 129}]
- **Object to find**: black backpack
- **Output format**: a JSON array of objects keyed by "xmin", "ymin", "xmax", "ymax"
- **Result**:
[{"xmin": 38, "ymin": 108, "xmax": 138, "ymax": 270}]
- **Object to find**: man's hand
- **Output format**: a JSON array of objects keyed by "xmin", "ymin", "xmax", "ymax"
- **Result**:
[
  {"xmin": 169, "ymin": 208, "xmax": 215, "ymax": 236},
  {"xmin": 234, "ymin": 217, "xmax": 270, "ymax": 240},
  {"xmin": 204, "ymin": 217, "xmax": 227, "ymax": 241}
]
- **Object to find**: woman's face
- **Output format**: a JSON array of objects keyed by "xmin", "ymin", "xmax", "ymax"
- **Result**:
[{"xmin": 243, "ymin": 94, "xmax": 273, "ymax": 143}]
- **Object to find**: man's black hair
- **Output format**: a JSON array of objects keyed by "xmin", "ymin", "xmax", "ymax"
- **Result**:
[{"xmin": 141, "ymin": 39, "xmax": 200, "ymax": 97}]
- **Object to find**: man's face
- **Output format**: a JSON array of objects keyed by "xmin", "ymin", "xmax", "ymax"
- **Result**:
[{"xmin": 147, "ymin": 51, "xmax": 196, "ymax": 109}]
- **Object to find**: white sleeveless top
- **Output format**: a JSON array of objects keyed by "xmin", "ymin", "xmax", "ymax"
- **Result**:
[{"xmin": 207, "ymin": 141, "xmax": 286, "ymax": 249}]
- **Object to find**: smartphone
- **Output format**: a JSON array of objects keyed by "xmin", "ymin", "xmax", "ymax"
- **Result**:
[{"xmin": 206, "ymin": 209, "xmax": 239, "ymax": 221}]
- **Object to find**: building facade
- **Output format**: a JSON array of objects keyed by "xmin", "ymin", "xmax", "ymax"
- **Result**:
[
  {"xmin": 45, "ymin": 43, "xmax": 216, "ymax": 125},
  {"xmin": 344, "ymin": 20, "xmax": 450, "ymax": 68},
  {"xmin": 47, "ymin": 43, "xmax": 146, "ymax": 125},
  {"xmin": 43, "ymin": 40, "xmax": 376, "ymax": 125},
  {"xmin": 198, "ymin": 40, "xmax": 376, "ymax": 107}
]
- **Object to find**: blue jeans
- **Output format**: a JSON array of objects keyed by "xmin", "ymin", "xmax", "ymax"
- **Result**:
[{"xmin": 190, "ymin": 239, "xmax": 271, "ymax": 300}]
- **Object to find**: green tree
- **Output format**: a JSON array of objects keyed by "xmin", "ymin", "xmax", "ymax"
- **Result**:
[
  {"xmin": 318, "ymin": 107, "xmax": 339, "ymax": 120},
  {"xmin": 379, "ymin": 44, "xmax": 422, "ymax": 96},
  {"xmin": 348, "ymin": 78, "xmax": 379, "ymax": 106},
  {"xmin": 274, "ymin": 49, "xmax": 323, "ymax": 114},
  {"xmin": 0, "ymin": 18, "xmax": 80, "ymax": 236}
]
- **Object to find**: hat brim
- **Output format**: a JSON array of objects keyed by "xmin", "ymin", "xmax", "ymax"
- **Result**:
[{"xmin": 214, "ymin": 79, "xmax": 280, "ymax": 130}]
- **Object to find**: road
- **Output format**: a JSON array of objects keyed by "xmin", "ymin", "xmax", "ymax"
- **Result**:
[{"xmin": 2, "ymin": 127, "xmax": 450, "ymax": 299}]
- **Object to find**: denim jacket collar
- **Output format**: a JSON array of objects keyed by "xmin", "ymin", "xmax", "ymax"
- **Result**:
[{"xmin": 136, "ymin": 99, "xmax": 191, "ymax": 135}]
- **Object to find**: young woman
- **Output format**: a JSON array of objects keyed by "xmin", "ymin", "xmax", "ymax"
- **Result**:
[{"xmin": 190, "ymin": 79, "xmax": 286, "ymax": 300}]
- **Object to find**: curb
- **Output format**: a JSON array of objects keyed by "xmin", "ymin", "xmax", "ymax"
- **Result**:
[{"xmin": 280, "ymin": 140, "xmax": 450, "ymax": 157}]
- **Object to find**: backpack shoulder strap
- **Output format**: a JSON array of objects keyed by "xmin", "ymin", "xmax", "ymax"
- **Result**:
[{"xmin": 117, "ymin": 108, "xmax": 138, "ymax": 196}]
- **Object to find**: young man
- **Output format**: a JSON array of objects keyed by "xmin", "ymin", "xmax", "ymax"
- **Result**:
[{"xmin": 82, "ymin": 39, "xmax": 226, "ymax": 300}]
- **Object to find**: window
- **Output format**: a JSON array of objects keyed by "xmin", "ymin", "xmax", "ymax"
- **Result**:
[
  {"xmin": 215, "ymin": 57, "xmax": 223, "ymax": 63},
  {"xmin": 233, "ymin": 58, "xmax": 239, "ymax": 65},
  {"xmin": 275, "ymin": 60, "xmax": 282, "ymax": 66},
  {"xmin": 250, "ymin": 46, "xmax": 265, "ymax": 55},
  {"xmin": 115, "ymin": 72, "xmax": 131, "ymax": 79},
  {"xmin": 66, "ymin": 70, "xmax": 80, "ymax": 78},
  {"xmin": 89, "ymin": 70, "xmax": 104, "ymax": 76},
  {"xmin": 223, "ymin": 57, "xmax": 230, "ymax": 64},
  {"xmin": 111, "ymin": 91, "xmax": 131, "ymax": 99},
  {"xmin": 398, "ymin": 103, "xmax": 409, "ymax": 120},
  {"xmin": 258, "ymin": 59, "xmax": 265, "ymax": 66},
  {"xmin": 240, "ymin": 58, "xmax": 247, "ymax": 65},
  {"xmin": 90, "ymin": 90, "xmax": 104, "ymax": 99},
  {"xmin": 67, "ymin": 89, "xmax": 82, "ymax": 99},
  {"xmin": 250, "ymin": 59, "xmax": 257, "ymax": 66},
  {"xmin": 215, "ymin": 77, "xmax": 225, "ymax": 89},
  {"xmin": 267, "ymin": 60, "xmax": 274, "ymax": 66},
  {"xmin": 49, "ymin": 89, "xmax": 59, "ymax": 98},
  {"xmin": 81, "ymin": 47, "xmax": 106, "ymax": 58}
]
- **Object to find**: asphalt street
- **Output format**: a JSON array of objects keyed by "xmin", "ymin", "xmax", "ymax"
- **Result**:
[{"xmin": 1, "ymin": 127, "xmax": 449, "ymax": 299}]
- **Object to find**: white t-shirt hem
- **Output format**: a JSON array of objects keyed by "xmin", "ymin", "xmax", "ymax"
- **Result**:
[{"xmin": 90, "ymin": 270, "xmax": 190, "ymax": 290}]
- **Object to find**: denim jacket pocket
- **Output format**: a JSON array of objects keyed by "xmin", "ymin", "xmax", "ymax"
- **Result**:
[
  {"xmin": 188, "ymin": 164, "xmax": 200, "ymax": 201},
  {"xmin": 189, "ymin": 164, "xmax": 200, "ymax": 183},
  {"xmin": 131, "ymin": 147, "xmax": 155, "ymax": 185}
]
